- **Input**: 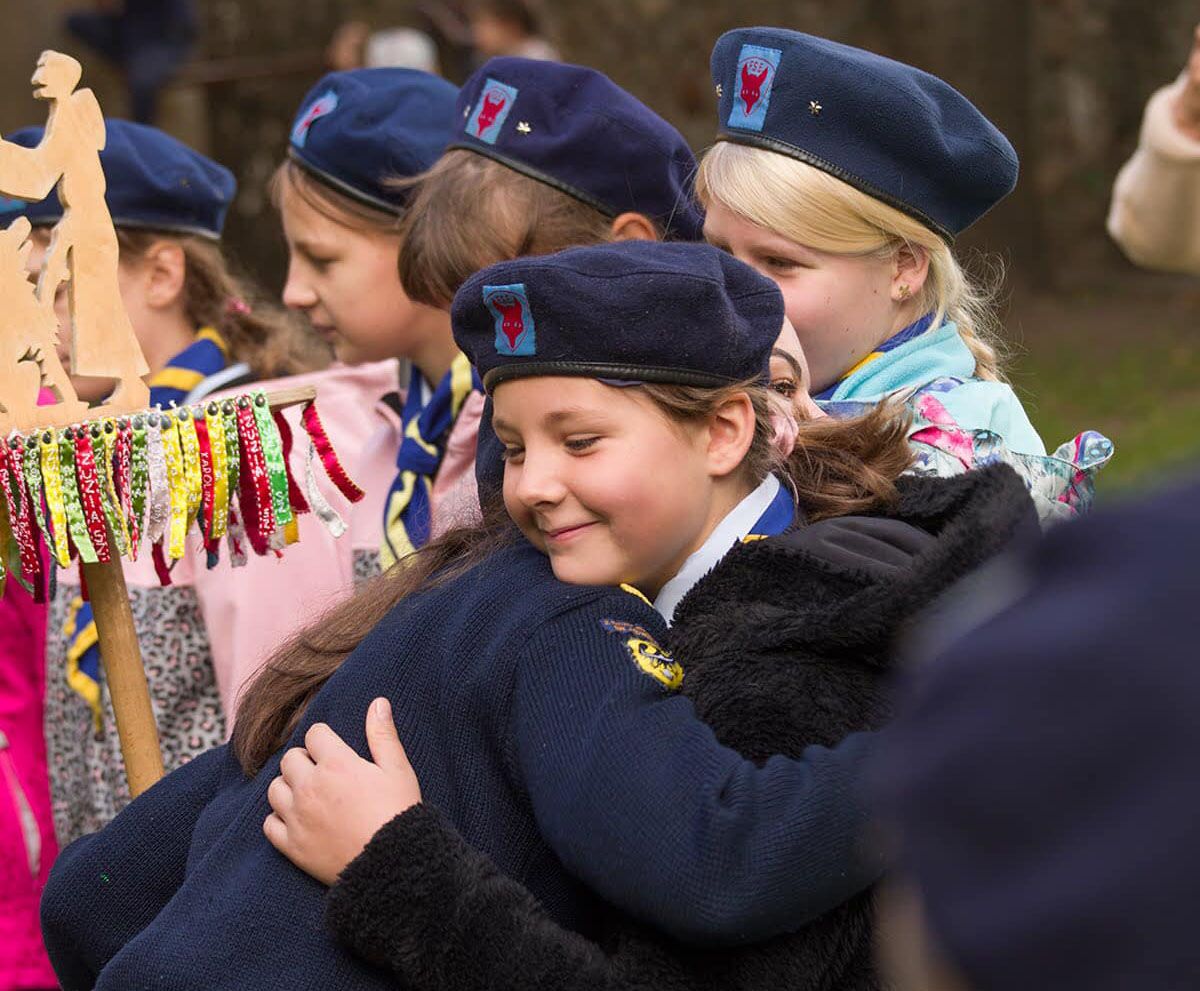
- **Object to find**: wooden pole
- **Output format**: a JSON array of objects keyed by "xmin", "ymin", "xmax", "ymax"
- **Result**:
[{"xmin": 81, "ymin": 556, "xmax": 164, "ymax": 797}]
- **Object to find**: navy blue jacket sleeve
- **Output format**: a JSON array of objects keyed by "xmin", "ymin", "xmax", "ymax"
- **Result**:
[
  {"xmin": 511, "ymin": 592, "xmax": 883, "ymax": 946},
  {"xmin": 40, "ymin": 745, "xmax": 229, "ymax": 990}
]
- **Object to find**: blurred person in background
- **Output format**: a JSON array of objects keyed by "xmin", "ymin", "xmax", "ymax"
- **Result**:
[
  {"xmin": 876, "ymin": 470, "xmax": 1200, "ymax": 991},
  {"xmin": 65, "ymin": 0, "xmax": 197, "ymax": 124},
  {"xmin": 327, "ymin": 21, "xmax": 440, "ymax": 74},
  {"xmin": 1109, "ymin": 23, "xmax": 1200, "ymax": 274}
]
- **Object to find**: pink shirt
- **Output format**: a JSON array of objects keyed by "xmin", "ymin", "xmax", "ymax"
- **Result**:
[{"xmin": 63, "ymin": 360, "xmax": 484, "ymax": 723}]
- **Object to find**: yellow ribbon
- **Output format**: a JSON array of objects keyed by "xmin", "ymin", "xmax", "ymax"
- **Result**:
[
  {"xmin": 161, "ymin": 417, "xmax": 189, "ymax": 559},
  {"xmin": 39, "ymin": 431, "xmax": 71, "ymax": 568},
  {"xmin": 206, "ymin": 406, "xmax": 229, "ymax": 540}
]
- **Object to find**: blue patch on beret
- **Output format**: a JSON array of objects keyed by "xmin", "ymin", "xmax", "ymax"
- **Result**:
[
  {"xmin": 450, "ymin": 58, "xmax": 704, "ymax": 241},
  {"xmin": 291, "ymin": 89, "xmax": 339, "ymax": 148},
  {"xmin": 711, "ymin": 27, "xmax": 1019, "ymax": 239},
  {"xmin": 288, "ymin": 68, "xmax": 458, "ymax": 214},
  {"xmin": 453, "ymin": 241, "xmax": 783, "ymax": 392},
  {"xmin": 483, "ymin": 283, "xmax": 537, "ymax": 356},
  {"xmin": 4, "ymin": 120, "xmax": 235, "ymax": 240},
  {"xmin": 728, "ymin": 44, "xmax": 782, "ymax": 132},
  {"xmin": 467, "ymin": 79, "xmax": 519, "ymax": 146}
]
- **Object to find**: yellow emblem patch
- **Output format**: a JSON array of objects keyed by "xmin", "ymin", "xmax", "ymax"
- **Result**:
[{"xmin": 600, "ymin": 619, "xmax": 684, "ymax": 690}]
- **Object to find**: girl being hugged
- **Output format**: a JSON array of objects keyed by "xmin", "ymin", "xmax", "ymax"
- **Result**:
[
  {"xmin": 697, "ymin": 28, "xmax": 1112, "ymax": 520},
  {"xmin": 16, "ymin": 121, "xmax": 329, "ymax": 844}
]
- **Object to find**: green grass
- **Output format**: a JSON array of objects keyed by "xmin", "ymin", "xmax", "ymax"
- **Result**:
[{"xmin": 1008, "ymin": 293, "xmax": 1200, "ymax": 495}]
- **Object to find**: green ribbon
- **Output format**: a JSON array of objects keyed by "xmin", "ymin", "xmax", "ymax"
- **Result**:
[
  {"xmin": 20, "ymin": 436, "xmax": 50, "ymax": 548},
  {"xmin": 58, "ymin": 430, "xmax": 97, "ymax": 564},
  {"xmin": 251, "ymin": 392, "xmax": 293, "ymax": 528},
  {"xmin": 130, "ymin": 417, "xmax": 149, "ymax": 545},
  {"xmin": 222, "ymin": 400, "xmax": 241, "ymax": 498}
]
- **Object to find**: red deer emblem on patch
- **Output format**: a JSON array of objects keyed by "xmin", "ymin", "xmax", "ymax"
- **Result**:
[
  {"xmin": 484, "ymin": 283, "xmax": 537, "ymax": 355},
  {"xmin": 740, "ymin": 59, "xmax": 771, "ymax": 115},
  {"xmin": 492, "ymin": 293, "xmax": 524, "ymax": 348},
  {"xmin": 476, "ymin": 89, "xmax": 508, "ymax": 136}
]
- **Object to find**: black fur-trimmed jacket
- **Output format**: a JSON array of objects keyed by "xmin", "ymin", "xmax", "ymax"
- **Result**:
[{"xmin": 325, "ymin": 466, "xmax": 1037, "ymax": 991}]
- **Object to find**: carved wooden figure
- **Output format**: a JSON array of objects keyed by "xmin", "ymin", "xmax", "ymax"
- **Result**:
[{"xmin": 0, "ymin": 51, "xmax": 150, "ymax": 434}]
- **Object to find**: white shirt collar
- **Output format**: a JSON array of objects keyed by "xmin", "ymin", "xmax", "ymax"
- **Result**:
[{"xmin": 652, "ymin": 474, "xmax": 782, "ymax": 625}]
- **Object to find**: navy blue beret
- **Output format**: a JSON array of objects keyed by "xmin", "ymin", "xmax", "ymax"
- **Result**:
[
  {"xmin": 288, "ymin": 68, "xmax": 458, "ymax": 214},
  {"xmin": 877, "ymin": 472, "xmax": 1200, "ymax": 989},
  {"xmin": 711, "ymin": 27, "xmax": 1018, "ymax": 239},
  {"xmin": 1, "ymin": 119, "xmax": 235, "ymax": 239},
  {"xmin": 449, "ymin": 57, "xmax": 704, "ymax": 241},
  {"xmin": 452, "ymin": 241, "xmax": 782, "ymax": 392}
]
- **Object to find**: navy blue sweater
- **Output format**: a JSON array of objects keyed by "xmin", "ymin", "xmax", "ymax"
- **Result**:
[{"xmin": 42, "ymin": 541, "xmax": 879, "ymax": 990}]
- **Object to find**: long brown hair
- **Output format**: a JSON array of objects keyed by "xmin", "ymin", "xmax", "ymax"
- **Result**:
[
  {"xmin": 395, "ymin": 149, "xmax": 629, "ymax": 308},
  {"xmin": 232, "ymin": 378, "xmax": 914, "ymax": 774},
  {"xmin": 116, "ymin": 228, "xmax": 328, "ymax": 379}
]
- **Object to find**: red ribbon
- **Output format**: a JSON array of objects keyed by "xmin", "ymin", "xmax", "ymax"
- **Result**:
[
  {"xmin": 2, "ymin": 442, "xmax": 43, "ymax": 602},
  {"xmin": 194, "ymin": 415, "xmax": 218, "ymax": 553},
  {"xmin": 151, "ymin": 541, "xmax": 173, "ymax": 587},
  {"xmin": 300, "ymin": 401, "xmax": 364, "ymax": 503},
  {"xmin": 273, "ymin": 411, "xmax": 309, "ymax": 515},
  {"xmin": 235, "ymin": 401, "xmax": 275, "ymax": 556},
  {"xmin": 73, "ymin": 431, "xmax": 112, "ymax": 564}
]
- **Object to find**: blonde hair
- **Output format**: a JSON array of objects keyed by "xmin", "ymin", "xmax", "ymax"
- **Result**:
[{"xmin": 696, "ymin": 141, "xmax": 1007, "ymax": 381}]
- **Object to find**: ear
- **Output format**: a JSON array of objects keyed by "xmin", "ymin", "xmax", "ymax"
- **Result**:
[
  {"xmin": 141, "ymin": 240, "xmax": 188, "ymax": 310},
  {"xmin": 609, "ymin": 212, "xmax": 660, "ymax": 242},
  {"xmin": 890, "ymin": 242, "xmax": 931, "ymax": 302},
  {"xmin": 705, "ymin": 392, "xmax": 757, "ymax": 479}
]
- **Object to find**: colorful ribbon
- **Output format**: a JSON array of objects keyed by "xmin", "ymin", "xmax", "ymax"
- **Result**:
[
  {"xmin": 72, "ymin": 430, "xmax": 112, "ymax": 565},
  {"xmin": 205, "ymin": 404, "xmax": 229, "ymax": 542},
  {"xmin": 160, "ymin": 414, "xmax": 189, "ymax": 560},
  {"xmin": 145, "ymin": 416, "xmax": 170, "ymax": 546},
  {"xmin": 58, "ymin": 430, "xmax": 97, "ymax": 565},
  {"xmin": 40, "ymin": 431, "xmax": 71, "ymax": 568}
]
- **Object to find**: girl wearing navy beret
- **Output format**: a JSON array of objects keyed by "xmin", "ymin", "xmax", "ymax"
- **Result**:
[
  {"xmin": 697, "ymin": 28, "xmax": 1111, "ymax": 524},
  {"xmin": 274, "ymin": 68, "xmax": 485, "ymax": 574},
  {"xmin": 39, "ymin": 242, "xmax": 1034, "ymax": 991}
]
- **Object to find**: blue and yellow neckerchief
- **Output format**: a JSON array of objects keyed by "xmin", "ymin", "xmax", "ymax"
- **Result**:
[
  {"xmin": 147, "ymin": 326, "xmax": 229, "ymax": 408},
  {"xmin": 812, "ymin": 313, "xmax": 936, "ymax": 402},
  {"xmin": 63, "ymin": 596, "xmax": 103, "ymax": 733},
  {"xmin": 381, "ymin": 353, "xmax": 482, "ymax": 570}
]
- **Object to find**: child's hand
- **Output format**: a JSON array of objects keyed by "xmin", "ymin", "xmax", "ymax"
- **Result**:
[{"xmin": 263, "ymin": 697, "xmax": 422, "ymax": 886}]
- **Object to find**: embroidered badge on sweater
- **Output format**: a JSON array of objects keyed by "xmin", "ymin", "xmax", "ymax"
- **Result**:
[
  {"xmin": 600, "ymin": 618, "xmax": 683, "ymax": 690},
  {"xmin": 484, "ymin": 283, "xmax": 536, "ymax": 356},
  {"xmin": 729, "ymin": 44, "xmax": 782, "ymax": 131},
  {"xmin": 467, "ymin": 79, "xmax": 518, "ymax": 144}
]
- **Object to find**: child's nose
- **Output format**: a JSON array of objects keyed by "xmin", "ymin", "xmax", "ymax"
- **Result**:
[{"xmin": 281, "ymin": 264, "xmax": 317, "ymax": 310}]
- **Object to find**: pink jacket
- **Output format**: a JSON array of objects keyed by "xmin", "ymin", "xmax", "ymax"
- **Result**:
[
  {"xmin": 0, "ymin": 569, "xmax": 59, "ymax": 990},
  {"xmin": 53, "ymin": 360, "xmax": 483, "ymax": 726}
]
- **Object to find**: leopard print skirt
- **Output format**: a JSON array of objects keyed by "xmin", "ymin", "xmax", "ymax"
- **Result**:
[{"xmin": 44, "ymin": 548, "xmax": 383, "ymax": 846}]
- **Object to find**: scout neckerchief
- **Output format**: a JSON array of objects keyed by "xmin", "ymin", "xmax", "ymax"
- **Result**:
[
  {"xmin": 147, "ymin": 326, "xmax": 229, "ymax": 408},
  {"xmin": 812, "ymin": 313, "xmax": 936, "ymax": 402},
  {"xmin": 380, "ymin": 353, "xmax": 482, "ymax": 570}
]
